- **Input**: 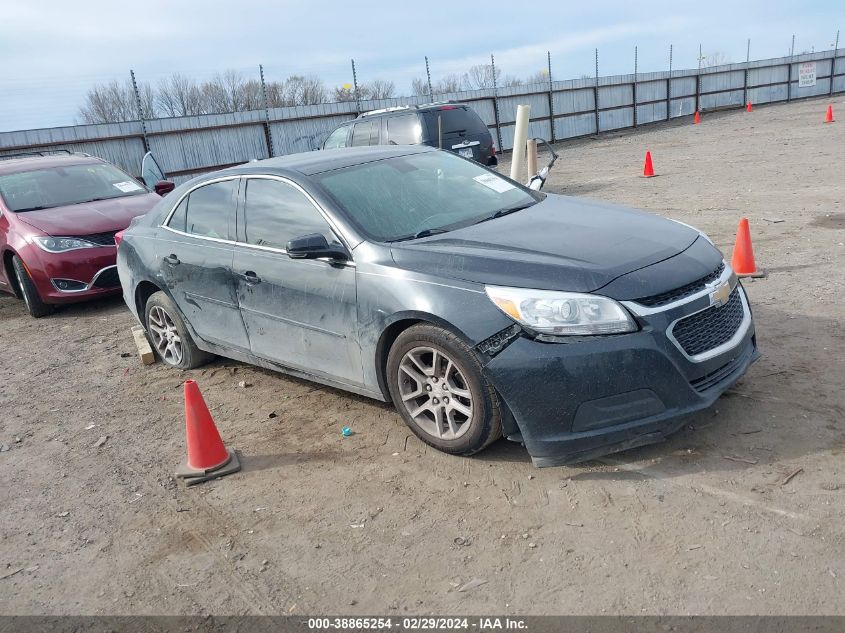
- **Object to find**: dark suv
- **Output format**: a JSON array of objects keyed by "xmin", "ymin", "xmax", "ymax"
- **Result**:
[{"xmin": 323, "ymin": 103, "xmax": 497, "ymax": 166}]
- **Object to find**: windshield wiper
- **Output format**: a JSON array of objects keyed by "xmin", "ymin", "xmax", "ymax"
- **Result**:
[
  {"xmin": 474, "ymin": 203, "xmax": 535, "ymax": 225},
  {"xmin": 13, "ymin": 205, "xmax": 49, "ymax": 212},
  {"xmin": 390, "ymin": 228, "xmax": 449, "ymax": 242}
]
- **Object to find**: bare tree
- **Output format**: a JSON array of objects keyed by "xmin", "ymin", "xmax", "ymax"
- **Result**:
[
  {"xmin": 156, "ymin": 74, "xmax": 204, "ymax": 117},
  {"xmin": 362, "ymin": 79, "xmax": 395, "ymax": 100},
  {"xmin": 284, "ymin": 75, "xmax": 327, "ymax": 105},
  {"xmin": 501, "ymin": 75, "xmax": 523, "ymax": 87},
  {"xmin": 411, "ymin": 77, "xmax": 430, "ymax": 96},
  {"xmin": 333, "ymin": 85, "xmax": 357, "ymax": 102},
  {"xmin": 463, "ymin": 63, "xmax": 500, "ymax": 89},
  {"xmin": 525, "ymin": 71, "xmax": 549, "ymax": 86},
  {"xmin": 702, "ymin": 52, "xmax": 731, "ymax": 68},
  {"xmin": 77, "ymin": 79, "xmax": 155, "ymax": 123},
  {"xmin": 435, "ymin": 74, "xmax": 463, "ymax": 94}
]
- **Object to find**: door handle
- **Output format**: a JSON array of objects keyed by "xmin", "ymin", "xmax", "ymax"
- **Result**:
[
  {"xmin": 240, "ymin": 271, "xmax": 261, "ymax": 284},
  {"xmin": 163, "ymin": 254, "xmax": 180, "ymax": 265}
]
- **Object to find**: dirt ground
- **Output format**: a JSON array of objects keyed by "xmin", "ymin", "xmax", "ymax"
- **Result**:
[{"xmin": 1, "ymin": 96, "xmax": 843, "ymax": 616}]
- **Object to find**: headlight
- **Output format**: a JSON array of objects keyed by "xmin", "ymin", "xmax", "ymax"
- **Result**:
[
  {"xmin": 33, "ymin": 236, "xmax": 99, "ymax": 253},
  {"xmin": 670, "ymin": 219, "xmax": 714, "ymax": 246},
  {"xmin": 485, "ymin": 286, "xmax": 637, "ymax": 335}
]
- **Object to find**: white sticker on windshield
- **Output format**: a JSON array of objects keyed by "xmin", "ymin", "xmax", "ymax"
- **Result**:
[
  {"xmin": 473, "ymin": 173, "xmax": 515, "ymax": 193},
  {"xmin": 113, "ymin": 181, "xmax": 143, "ymax": 193}
]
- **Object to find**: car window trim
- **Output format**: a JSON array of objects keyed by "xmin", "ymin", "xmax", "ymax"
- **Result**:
[{"xmin": 160, "ymin": 175, "xmax": 240, "ymax": 241}]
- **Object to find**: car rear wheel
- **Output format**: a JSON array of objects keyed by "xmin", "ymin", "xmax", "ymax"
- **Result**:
[
  {"xmin": 12, "ymin": 255, "xmax": 54, "ymax": 318},
  {"xmin": 386, "ymin": 324, "xmax": 502, "ymax": 455},
  {"xmin": 144, "ymin": 291, "xmax": 212, "ymax": 369}
]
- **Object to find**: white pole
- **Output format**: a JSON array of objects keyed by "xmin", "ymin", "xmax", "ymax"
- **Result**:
[
  {"xmin": 526, "ymin": 138, "xmax": 538, "ymax": 178},
  {"xmin": 510, "ymin": 104, "xmax": 531, "ymax": 181}
]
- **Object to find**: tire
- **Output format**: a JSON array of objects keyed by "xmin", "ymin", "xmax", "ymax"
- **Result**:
[
  {"xmin": 144, "ymin": 291, "xmax": 212, "ymax": 369},
  {"xmin": 11, "ymin": 255, "xmax": 54, "ymax": 318},
  {"xmin": 386, "ymin": 324, "xmax": 502, "ymax": 456}
]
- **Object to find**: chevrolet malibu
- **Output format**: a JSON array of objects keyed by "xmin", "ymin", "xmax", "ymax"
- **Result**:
[{"xmin": 117, "ymin": 146, "xmax": 758, "ymax": 466}]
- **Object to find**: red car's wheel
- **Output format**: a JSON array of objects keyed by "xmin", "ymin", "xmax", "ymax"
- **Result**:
[{"xmin": 12, "ymin": 256, "xmax": 54, "ymax": 318}]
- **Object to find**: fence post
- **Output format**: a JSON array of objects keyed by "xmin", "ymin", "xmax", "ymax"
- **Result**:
[
  {"xmin": 425, "ymin": 56, "xmax": 434, "ymax": 102},
  {"xmin": 632, "ymin": 46, "xmax": 638, "ymax": 127},
  {"xmin": 743, "ymin": 38, "xmax": 750, "ymax": 106},
  {"xmin": 594, "ymin": 48, "xmax": 600, "ymax": 135},
  {"xmin": 547, "ymin": 51, "xmax": 556, "ymax": 142},
  {"xmin": 695, "ymin": 43, "xmax": 703, "ymax": 114},
  {"xmin": 129, "ymin": 69, "xmax": 150, "ymax": 154},
  {"xmin": 491, "ymin": 54, "xmax": 503, "ymax": 152},
  {"xmin": 351, "ymin": 59, "xmax": 361, "ymax": 115},
  {"xmin": 258, "ymin": 64, "xmax": 275, "ymax": 158},
  {"xmin": 831, "ymin": 30, "xmax": 840, "ymax": 97},
  {"xmin": 666, "ymin": 44, "xmax": 673, "ymax": 121}
]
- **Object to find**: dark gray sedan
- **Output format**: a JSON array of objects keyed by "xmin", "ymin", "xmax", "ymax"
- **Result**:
[{"xmin": 117, "ymin": 146, "xmax": 758, "ymax": 466}]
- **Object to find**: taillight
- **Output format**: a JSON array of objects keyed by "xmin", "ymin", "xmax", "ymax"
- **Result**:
[
  {"xmin": 439, "ymin": 105, "xmax": 458, "ymax": 110},
  {"xmin": 491, "ymin": 143, "xmax": 497, "ymax": 157},
  {"xmin": 114, "ymin": 230, "xmax": 125, "ymax": 247}
]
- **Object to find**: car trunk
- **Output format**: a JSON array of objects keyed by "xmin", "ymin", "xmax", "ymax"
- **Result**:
[{"xmin": 424, "ymin": 107, "xmax": 492, "ymax": 163}]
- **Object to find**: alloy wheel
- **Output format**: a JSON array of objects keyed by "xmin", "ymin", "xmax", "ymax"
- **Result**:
[
  {"xmin": 148, "ymin": 305, "xmax": 183, "ymax": 365},
  {"xmin": 397, "ymin": 346, "xmax": 474, "ymax": 440}
]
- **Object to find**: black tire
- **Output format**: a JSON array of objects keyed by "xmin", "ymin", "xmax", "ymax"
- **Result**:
[
  {"xmin": 11, "ymin": 255, "xmax": 54, "ymax": 318},
  {"xmin": 144, "ymin": 291, "xmax": 212, "ymax": 369},
  {"xmin": 386, "ymin": 324, "xmax": 502, "ymax": 456}
]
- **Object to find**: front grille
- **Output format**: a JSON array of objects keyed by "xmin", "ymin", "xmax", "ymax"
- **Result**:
[
  {"xmin": 81, "ymin": 231, "xmax": 117, "ymax": 246},
  {"xmin": 92, "ymin": 267, "xmax": 120, "ymax": 289},
  {"xmin": 672, "ymin": 287, "xmax": 744, "ymax": 357},
  {"xmin": 636, "ymin": 262, "xmax": 725, "ymax": 307},
  {"xmin": 690, "ymin": 342, "xmax": 754, "ymax": 392}
]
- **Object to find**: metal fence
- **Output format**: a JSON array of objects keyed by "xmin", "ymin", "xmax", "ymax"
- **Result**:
[{"xmin": 1, "ymin": 49, "xmax": 842, "ymax": 184}]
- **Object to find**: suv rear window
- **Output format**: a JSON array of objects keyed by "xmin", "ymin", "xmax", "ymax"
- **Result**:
[{"xmin": 427, "ymin": 107, "xmax": 488, "ymax": 135}]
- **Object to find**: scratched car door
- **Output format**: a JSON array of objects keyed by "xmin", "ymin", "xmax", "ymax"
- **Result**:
[{"xmin": 232, "ymin": 176, "xmax": 362, "ymax": 386}]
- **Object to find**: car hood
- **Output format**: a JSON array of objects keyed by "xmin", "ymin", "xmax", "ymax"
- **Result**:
[
  {"xmin": 14, "ymin": 193, "xmax": 160, "ymax": 236},
  {"xmin": 389, "ymin": 194, "xmax": 702, "ymax": 295}
]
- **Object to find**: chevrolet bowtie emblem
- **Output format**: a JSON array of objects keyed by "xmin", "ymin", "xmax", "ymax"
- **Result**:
[{"xmin": 709, "ymin": 281, "xmax": 731, "ymax": 308}]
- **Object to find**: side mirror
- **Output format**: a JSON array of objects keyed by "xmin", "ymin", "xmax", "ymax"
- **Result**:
[
  {"xmin": 154, "ymin": 180, "xmax": 176, "ymax": 196},
  {"xmin": 286, "ymin": 233, "xmax": 348, "ymax": 261}
]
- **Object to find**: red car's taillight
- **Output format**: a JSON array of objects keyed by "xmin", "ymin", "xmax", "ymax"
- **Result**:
[{"xmin": 114, "ymin": 230, "xmax": 125, "ymax": 247}]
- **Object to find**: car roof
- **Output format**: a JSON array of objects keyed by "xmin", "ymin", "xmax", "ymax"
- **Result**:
[
  {"xmin": 356, "ymin": 102, "xmax": 471, "ymax": 119},
  {"xmin": 0, "ymin": 154, "xmax": 104, "ymax": 176},
  {"xmin": 220, "ymin": 145, "xmax": 437, "ymax": 177}
]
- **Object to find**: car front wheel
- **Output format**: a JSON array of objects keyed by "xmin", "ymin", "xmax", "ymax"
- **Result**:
[
  {"xmin": 144, "ymin": 291, "xmax": 212, "ymax": 369},
  {"xmin": 12, "ymin": 255, "xmax": 54, "ymax": 318},
  {"xmin": 386, "ymin": 324, "xmax": 502, "ymax": 455}
]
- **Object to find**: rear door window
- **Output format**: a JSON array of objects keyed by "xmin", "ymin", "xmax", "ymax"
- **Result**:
[
  {"xmin": 351, "ymin": 120, "xmax": 378, "ymax": 146},
  {"xmin": 430, "ymin": 107, "xmax": 488, "ymax": 135},
  {"xmin": 174, "ymin": 179, "xmax": 236, "ymax": 240},
  {"xmin": 386, "ymin": 114, "xmax": 422, "ymax": 145}
]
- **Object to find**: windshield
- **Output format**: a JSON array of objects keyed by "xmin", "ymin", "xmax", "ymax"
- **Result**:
[
  {"xmin": 313, "ymin": 151, "xmax": 540, "ymax": 242},
  {"xmin": 0, "ymin": 163, "xmax": 147, "ymax": 212}
]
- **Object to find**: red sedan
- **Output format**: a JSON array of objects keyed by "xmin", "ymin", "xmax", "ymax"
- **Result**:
[{"xmin": 0, "ymin": 152, "xmax": 172, "ymax": 317}]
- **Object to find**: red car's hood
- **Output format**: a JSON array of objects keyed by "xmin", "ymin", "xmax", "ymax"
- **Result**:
[{"xmin": 15, "ymin": 193, "xmax": 160, "ymax": 236}]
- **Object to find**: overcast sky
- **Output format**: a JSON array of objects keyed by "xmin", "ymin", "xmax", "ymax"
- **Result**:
[{"xmin": 1, "ymin": 0, "xmax": 842, "ymax": 132}]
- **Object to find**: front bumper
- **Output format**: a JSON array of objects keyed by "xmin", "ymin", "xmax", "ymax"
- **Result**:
[
  {"xmin": 482, "ymin": 281, "xmax": 759, "ymax": 467},
  {"xmin": 21, "ymin": 244, "xmax": 121, "ymax": 304}
]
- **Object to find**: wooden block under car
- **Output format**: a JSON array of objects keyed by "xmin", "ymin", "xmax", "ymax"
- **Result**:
[{"xmin": 131, "ymin": 325, "xmax": 156, "ymax": 365}]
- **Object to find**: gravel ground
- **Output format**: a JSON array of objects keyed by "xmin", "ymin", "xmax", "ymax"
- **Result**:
[{"xmin": 0, "ymin": 96, "xmax": 843, "ymax": 616}]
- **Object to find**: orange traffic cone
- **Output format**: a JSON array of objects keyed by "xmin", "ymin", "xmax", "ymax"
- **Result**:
[
  {"xmin": 643, "ymin": 151, "xmax": 655, "ymax": 177},
  {"xmin": 746, "ymin": 101, "xmax": 753, "ymax": 112},
  {"xmin": 731, "ymin": 218, "xmax": 764, "ymax": 278},
  {"xmin": 175, "ymin": 380, "xmax": 241, "ymax": 485},
  {"xmin": 824, "ymin": 105, "xmax": 834, "ymax": 123},
  {"xmin": 694, "ymin": 111, "xmax": 701, "ymax": 124}
]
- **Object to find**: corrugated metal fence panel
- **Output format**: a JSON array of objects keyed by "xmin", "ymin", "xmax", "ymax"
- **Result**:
[
  {"xmin": 497, "ymin": 93, "xmax": 550, "ymax": 124},
  {"xmin": 747, "ymin": 83, "xmax": 788, "ymax": 104},
  {"xmin": 748, "ymin": 64, "xmax": 789, "ymax": 88},
  {"xmin": 0, "ymin": 121, "xmax": 143, "ymax": 148},
  {"xmin": 0, "ymin": 138, "xmax": 147, "ymax": 176},
  {"xmin": 670, "ymin": 77, "xmax": 696, "ymax": 98},
  {"xmin": 148, "ymin": 123, "xmax": 268, "ymax": 175},
  {"xmin": 552, "ymin": 88, "xmax": 595, "ymax": 115},
  {"xmin": 599, "ymin": 107, "xmax": 633, "ymax": 131},
  {"xmin": 637, "ymin": 102, "xmax": 668, "ymax": 124},
  {"xmin": 636, "ymin": 80, "xmax": 667, "ymax": 103},
  {"xmin": 789, "ymin": 59, "xmax": 834, "ymax": 98},
  {"xmin": 836, "ymin": 56, "xmax": 845, "ymax": 75},
  {"xmin": 555, "ymin": 113, "xmax": 596, "ymax": 139},
  {"xmin": 700, "ymin": 89, "xmax": 745, "ymax": 110},
  {"xmin": 669, "ymin": 97, "xmax": 696, "ymax": 118},
  {"xmin": 701, "ymin": 70, "xmax": 745, "ymax": 92},
  {"xmin": 497, "ymin": 119, "xmax": 551, "ymax": 152},
  {"xmin": 271, "ymin": 114, "xmax": 354, "ymax": 154},
  {"xmin": 463, "ymin": 99, "xmax": 496, "ymax": 127},
  {"xmin": 598, "ymin": 84, "xmax": 633, "ymax": 108}
]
